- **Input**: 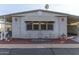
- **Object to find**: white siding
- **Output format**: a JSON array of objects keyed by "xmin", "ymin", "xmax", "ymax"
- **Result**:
[
  {"xmin": 58, "ymin": 17, "xmax": 67, "ymax": 36},
  {"xmin": 12, "ymin": 11, "xmax": 67, "ymax": 39},
  {"xmin": 12, "ymin": 17, "xmax": 21, "ymax": 37}
]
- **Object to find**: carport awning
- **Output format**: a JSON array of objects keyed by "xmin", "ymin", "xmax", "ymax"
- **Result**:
[{"xmin": 68, "ymin": 15, "xmax": 79, "ymax": 26}]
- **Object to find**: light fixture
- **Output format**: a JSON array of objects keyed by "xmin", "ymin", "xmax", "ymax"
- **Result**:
[
  {"xmin": 15, "ymin": 17, "xmax": 17, "ymax": 21},
  {"xmin": 61, "ymin": 17, "xmax": 64, "ymax": 21}
]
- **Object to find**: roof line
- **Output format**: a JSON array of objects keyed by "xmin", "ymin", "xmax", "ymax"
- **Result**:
[{"xmin": 1, "ymin": 9, "xmax": 73, "ymax": 16}]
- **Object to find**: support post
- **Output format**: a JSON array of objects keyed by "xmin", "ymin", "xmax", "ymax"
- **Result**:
[
  {"xmin": 0, "ymin": 18, "xmax": 5, "ymax": 40},
  {"xmin": 77, "ymin": 23, "xmax": 79, "ymax": 36},
  {"xmin": 3, "ymin": 16, "xmax": 7, "ymax": 40},
  {"xmin": 0, "ymin": 30, "xmax": 3, "ymax": 40}
]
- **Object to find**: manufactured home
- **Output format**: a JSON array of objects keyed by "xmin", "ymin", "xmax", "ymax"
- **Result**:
[{"xmin": 1, "ymin": 9, "xmax": 79, "ymax": 41}]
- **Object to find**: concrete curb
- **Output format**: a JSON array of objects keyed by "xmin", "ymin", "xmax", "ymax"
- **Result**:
[{"xmin": 0, "ymin": 44, "xmax": 79, "ymax": 48}]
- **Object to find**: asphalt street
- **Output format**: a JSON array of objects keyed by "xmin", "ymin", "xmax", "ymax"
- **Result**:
[{"xmin": 0, "ymin": 48, "xmax": 79, "ymax": 55}]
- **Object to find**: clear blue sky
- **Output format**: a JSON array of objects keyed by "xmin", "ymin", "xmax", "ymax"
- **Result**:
[
  {"xmin": 0, "ymin": 4, "xmax": 79, "ymax": 16},
  {"xmin": 0, "ymin": 4, "xmax": 44, "ymax": 15}
]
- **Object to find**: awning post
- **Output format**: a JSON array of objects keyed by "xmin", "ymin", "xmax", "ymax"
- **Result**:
[{"xmin": 3, "ymin": 16, "xmax": 6, "ymax": 40}]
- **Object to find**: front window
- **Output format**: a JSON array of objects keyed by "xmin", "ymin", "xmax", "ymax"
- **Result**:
[
  {"xmin": 47, "ymin": 21, "xmax": 54, "ymax": 30},
  {"xmin": 26, "ymin": 21, "xmax": 32, "ymax": 30},
  {"xmin": 33, "ymin": 22, "xmax": 39, "ymax": 30},
  {"xmin": 25, "ymin": 21, "xmax": 54, "ymax": 30},
  {"xmin": 40, "ymin": 22, "xmax": 46, "ymax": 30}
]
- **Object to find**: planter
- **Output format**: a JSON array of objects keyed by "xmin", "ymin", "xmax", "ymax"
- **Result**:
[
  {"xmin": 59, "ymin": 36, "xmax": 67, "ymax": 44},
  {"xmin": 60, "ymin": 40, "xmax": 66, "ymax": 44}
]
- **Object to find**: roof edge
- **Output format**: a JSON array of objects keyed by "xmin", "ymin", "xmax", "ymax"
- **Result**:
[{"xmin": 1, "ymin": 9, "xmax": 72, "ymax": 16}]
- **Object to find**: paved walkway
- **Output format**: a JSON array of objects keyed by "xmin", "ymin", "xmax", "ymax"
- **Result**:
[
  {"xmin": 0, "ymin": 44, "xmax": 79, "ymax": 48},
  {"xmin": 0, "ymin": 44, "xmax": 79, "ymax": 55}
]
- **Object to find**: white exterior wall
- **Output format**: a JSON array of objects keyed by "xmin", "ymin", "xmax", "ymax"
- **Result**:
[
  {"xmin": 58, "ymin": 17, "xmax": 67, "ymax": 36},
  {"xmin": 12, "ymin": 11, "xmax": 67, "ymax": 39}
]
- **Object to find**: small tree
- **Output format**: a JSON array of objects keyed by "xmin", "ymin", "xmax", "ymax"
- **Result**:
[{"xmin": 45, "ymin": 4, "xmax": 49, "ymax": 10}]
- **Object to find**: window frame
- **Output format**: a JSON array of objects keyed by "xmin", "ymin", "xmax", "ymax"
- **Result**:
[
  {"xmin": 40, "ymin": 22, "xmax": 47, "ymax": 30},
  {"xmin": 26, "ymin": 21, "xmax": 32, "ymax": 30},
  {"xmin": 25, "ymin": 21, "xmax": 54, "ymax": 31},
  {"xmin": 33, "ymin": 22, "xmax": 39, "ymax": 30},
  {"xmin": 47, "ymin": 21, "xmax": 54, "ymax": 30}
]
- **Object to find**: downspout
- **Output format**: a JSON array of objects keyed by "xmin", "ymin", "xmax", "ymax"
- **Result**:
[
  {"xmin": 56, "ymin": 16, "xmax": 60, "ymax": 38},
  {"xmin": 58, "ymin": 17, "xmax": 60, "ymax": 38},
  {"xmin": 19, "ymin": 17, "xmax": 21, "ymax": 38}
]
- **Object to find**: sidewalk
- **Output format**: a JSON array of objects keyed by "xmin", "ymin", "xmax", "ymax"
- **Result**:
[{"xmin": 0, "ymin": 44, "xmax": 79, "ymax": 48}]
